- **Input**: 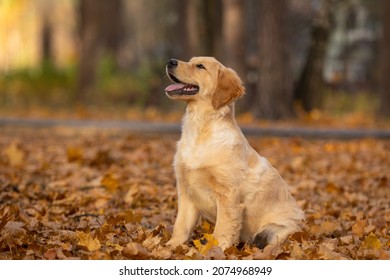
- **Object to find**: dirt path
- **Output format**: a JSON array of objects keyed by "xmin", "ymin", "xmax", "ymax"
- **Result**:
[{"xmin": 1, "ymin": 117, "xmax": 390, "ymax": 139}]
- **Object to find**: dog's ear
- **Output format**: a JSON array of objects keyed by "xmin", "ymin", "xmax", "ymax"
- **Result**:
[{"xmin": 212, "ymin": 67, "xmax": 245, "ymax": 110}]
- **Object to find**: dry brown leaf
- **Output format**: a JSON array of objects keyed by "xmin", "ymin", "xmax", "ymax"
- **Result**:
[
  {"xmin": 352, "ymin": 219, "xmax": 367, "ymax": 237},
  {"xmin": 124, "ymin": 184, "xmax": 139, "ymax": 205},
  {"xmin": 67, "ymin": 147, "xmax": 83, "ymax": 162},
  {"xmin": 3, "ymin": 221, "xmax": 26, "ymax": 236},
  {"xmin": 290, "ymin": 242, "xmax": 305, "ymax": 259},
  {"xmin": 151, "ymin": 245, "xmax": 172, "ymax": 259},
  {"xmin": 76, "ymin": 231, "xmax": 101, "ymax": 251},
  {"xmin": 142, "ymin": 235, "xmax": 162, "ymax": 251},
  {"xmin": 309, "ymin": 221, "xmax": 340, "ymax": 236},
  {"xmin": 43, "ymin": 248, "xmax": 57, "ymax": 260},
  {"xmin": 318, "ymin": 243, "xmax": 346, "ymax": 259},
  {"xmin": 101, "ymin": 173, "xmax": 120, "ymax": 192},
  {"xmin": 122, "ymin": 242, "xmax": 150, "ymax": 258},
  {"xmin": 106, "ymin": 241, "xmax": 124, "ymax": 251},
  {"xmin": 340, "ymin": 235, "xmax": 354, "ymax": 245}
]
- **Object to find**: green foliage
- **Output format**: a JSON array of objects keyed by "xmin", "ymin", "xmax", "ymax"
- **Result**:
[
  {"xmin": 0, "ymin": 57, "xmax": 170, "ymax": 111},
  {"xmin": 0, "ymin": 64, "xmax": 76, "ymax": 109},
  {"xmin": 323, "ymin": 90, "xmax": 378, "ymax": 117},
  {"xmin": 94, "ymin": 56, "xmax": 168, "ymax": 108}
]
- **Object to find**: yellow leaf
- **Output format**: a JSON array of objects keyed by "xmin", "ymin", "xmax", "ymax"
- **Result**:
[
  {"xmin": 4, "ymin": 142, "xmax": 24, "ymax": 166},
  {"xmin": 362, "ymin": 232, "xmax": 382, "ymax": 250},
  {"xmin": 67, "ymin": 147, "xmax": 83, "ymax": 162},
  {"xmin": 101, "ymin": 174, "xmax": 120, "ymax": 192},
  {"xmin": 201, "ymin": 220, "xmax": 213, "ymax": 233},
  {"xmin": 76, "ymin": 231, "xmax": 101, "ymax": 251},
  {"xmin": 106, "ymin": 241, "xmax": 123, "ymax": 251},
  {"xmin": 193, "ymin": 234, "xmax": 219, "ymax": 254}
]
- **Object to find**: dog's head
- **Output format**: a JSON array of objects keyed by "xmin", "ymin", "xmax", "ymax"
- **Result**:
[{"xmin": 165, "ymin": 57, "xmax": 245, "ymax": 110}]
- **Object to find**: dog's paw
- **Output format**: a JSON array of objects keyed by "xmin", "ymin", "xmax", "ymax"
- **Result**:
[
  {"xmin": 166, "ymin": 238, "xmax": 184, "ymax": 248},
  {"xmin": 214, "ymin": 237, "xmax": 233, "ymax": 251}
]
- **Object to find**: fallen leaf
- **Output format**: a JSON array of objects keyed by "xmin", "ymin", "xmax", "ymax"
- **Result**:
[
  {"xmin": 0, "ymin": 212, "xmax": 11, "ymax": 231},
  {"xmin": 352, "ymin": 219, "xmax": 367, "ymax": 237},
  {"xmin": 101, "ymin": 174, "xmax": 120, "ymax": 192},
  {"xmin": 4, "ymin": 142, "xmax": 24, "ymax": 166},
  {"xmin": 76, "ymin": 231, "xmax": 101, "ymax": 251},
  {"xmin": 340, "ymin": 235, "xmax": 354, "ymax": 245},
  {"xmin": 309, "ymin": 221, "xmax": 340, "ymax": 236},
  {"xmin": 193, "ymin": 234, "xmax": 219, "ymax": 254},
  {"xmin": 122, "ymin": 242, "xmax": 150, "ymax": 258},
  {"xmin": 67, "ymin": 147, "xmax": 83, "ymax": 162},
  {"xmin": 44, "ymin": 248, "xmax": 57, "ymax": 260},
  {"xmin": 124, "ymin": 184, "xmax": 139, "ymax": 205},
  {"xmin": 151, "ymin": 245, "xmax": 172, "ymax": 259},
  {"xmin": 361, "ymin": 232, "xmax": 382, "ymax": 250},
  {"xmin": 4, "ymin": 221, "xmax": 26, "ymax": 236},
  {"xmin": 142, "ymin": 235, "xmax": 162, "ymax": 251},
  {"xmin": 201, "ymin": 220, "xmax": 213, "ymax": 233},
  {"xmin": 290, "ymin": 242, "xmax": 305, "ymax": 259},
  {"xmin": 106, "ymin": 241, "xmax": 124, "ymax": 251}
]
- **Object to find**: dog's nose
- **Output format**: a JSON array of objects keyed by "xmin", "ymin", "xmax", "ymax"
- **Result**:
[{"xmin": 167, "ymin": 59, "xmax": 178, "ymax": 68}]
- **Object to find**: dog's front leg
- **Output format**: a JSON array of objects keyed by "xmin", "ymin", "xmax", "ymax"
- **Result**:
[
  {"xmin": 167, "ymin": 187, "xmax": 199, "ymax": 248},
  {"xmin": 213, "ymin": 189, "xmax": 243, "ymax": 250}
]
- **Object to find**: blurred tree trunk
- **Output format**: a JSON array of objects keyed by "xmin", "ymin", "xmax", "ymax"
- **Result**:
[
  {"xmin": 175, "ymin": 0, "xmax": 191, "ymax": 59},
  {"xmin": 295, "ymin": 0, "xmax": 332, "ymax": 112},
  {"xmin": 243, "ymin": 0, "xmax": 260, "ymax": 109},
  {"xmin": 255, "ymin": 0, "xmax": 294, "ymax": 119},
  {"xmin": 222, "ymin": 0, "xmax": 245, "ymax": 79},
  {"xmin": 188, "ymin": 0, "xmax": 222, "ymax": 57},
  {"xmin": 101, "ymin": 0, "xmax": 124, "ymax": 66},
  {"xmin": 163, "ymin": 0, "xmax": 191, "ymax": 60},
  {"xmin": 41, "ymin": 15, "xmax": 53, "ymax": 67},
  {"xmin": 379, "ymin": 0, "xmax": 390, "ymax": 117},
  {"xmin": 38, "ymin": 0, "xmax": 55, "ymax": 68},
  {"xmin": 77, "ymin": 0, "xmax": 101, "ymax": 102},
  {"xmin": 77, "ymin": 0, "xmax": 124, "ymax": 102}
]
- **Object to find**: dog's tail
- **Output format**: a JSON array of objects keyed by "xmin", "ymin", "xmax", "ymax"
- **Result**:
[
  {"xmin": 252, "ymin": 222, "xmax": 302, "ymax": 249},
  {"xmin": 252, "ymin": 228, "xmax": 273, "ymax": 249}
]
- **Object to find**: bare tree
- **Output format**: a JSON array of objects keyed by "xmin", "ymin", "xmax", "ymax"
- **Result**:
[
  {"xmin": 77, "ymin": 0, "xmax": 124, "ymax": 102},
  {"xmin": 222, "ymin": 0, "xmax": 245, "ymax": 79},
  {"xmin": 37, "ymin": 0, "xmax": 55, "ymax": 67},
  {"xmin": 77, "ymin": 0, "xmax": 102, "ymax": 101},
  {"xmin": 188, "ymin": 0, "xmax": 222, "ymax": 56},
  {"xmin": 379, "ymin": 0, "xmax": 390, "ymax": 117},
  {"xmin": 295, "ymin": 0, "xmax": 332, "ymax": 112},
  {"xmin": 255, "ymin": 0, "xmax": 294, "ymax": 119}
]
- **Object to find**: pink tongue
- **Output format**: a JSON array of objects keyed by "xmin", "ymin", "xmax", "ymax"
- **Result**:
[{"xmin": 165, "ymin": 83, "xmax": 186, "ymax": 92}]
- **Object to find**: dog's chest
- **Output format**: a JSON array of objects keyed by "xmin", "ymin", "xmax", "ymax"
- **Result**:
[
  {"xmin": 184, "ymin": 167, "xmax": 218, "ymax": 223},
  {"xmin": 178, "ymin": 125, "xmax": 235, "ymax": 169}
]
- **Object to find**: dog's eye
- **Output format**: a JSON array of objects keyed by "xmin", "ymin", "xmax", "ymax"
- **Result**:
[{"xmin": 196, "ymin": 64, "xmax": 206, "ymax": 70}]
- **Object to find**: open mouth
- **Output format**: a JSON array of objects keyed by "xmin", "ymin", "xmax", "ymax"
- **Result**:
[{"xmin": 165, "ymin": 72, "xmax": 199, "ymax": 96}]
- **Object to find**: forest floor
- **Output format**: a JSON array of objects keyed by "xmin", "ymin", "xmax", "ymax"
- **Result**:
[{"xmin": 1, "ymin": 123, "xmax": 389, "ymax": 260}]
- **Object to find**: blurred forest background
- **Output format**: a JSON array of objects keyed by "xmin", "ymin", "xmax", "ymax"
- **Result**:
[{"xmin": 0, "ymin": 0, "xmax": 389, "ymax": 122}]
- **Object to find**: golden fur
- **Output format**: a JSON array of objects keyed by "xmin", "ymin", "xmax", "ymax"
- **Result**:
[{"xmin": 165, "ymin": 57, "xmax": 304, "ymax": 250}]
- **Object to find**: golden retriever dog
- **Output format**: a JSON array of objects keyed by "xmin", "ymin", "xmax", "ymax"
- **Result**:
[{"xmin": 164, "ymin": 57, "xmax": 304, "ymax": 250}]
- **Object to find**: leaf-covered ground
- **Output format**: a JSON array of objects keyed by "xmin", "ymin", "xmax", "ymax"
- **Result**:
[{"xmin": 0, "ymin": 126, "xmax": 389, "ymax": 259}]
